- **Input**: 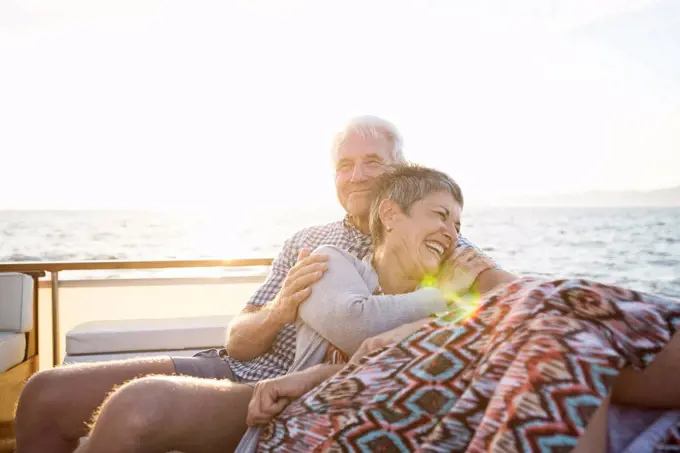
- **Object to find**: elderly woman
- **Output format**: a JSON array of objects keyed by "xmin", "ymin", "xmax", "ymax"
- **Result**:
[
  {"xmin": 239, "ymin": 167, "xmax": 680, "ymax": 452},
  {"xmin": 286, "ymin": 164, "xmax": 499, "ymax": 375}
]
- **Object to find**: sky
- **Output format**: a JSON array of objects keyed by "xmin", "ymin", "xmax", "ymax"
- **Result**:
[{"xmin": 0, "ymin": 0, "xmax": 678, "ymax": 211}]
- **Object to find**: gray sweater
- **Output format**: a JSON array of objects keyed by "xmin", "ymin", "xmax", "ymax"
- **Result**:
[
  {"xmin": 293, "ymin": 245, "xmax": 448, "ymax": 369},
  {"xmin": 235, "ymin": 245, "xmax": 448, "ymax": 453}
]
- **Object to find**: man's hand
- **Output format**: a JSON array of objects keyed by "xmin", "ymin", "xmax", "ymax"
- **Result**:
[
  {"xmin": 225, "ymin": 248, "xmax": 328, "ymax": 361},
  {"xmin": 349, "ymin": 318, "xmax": 430, "ymax": 365},
  {"xmin": 268, "ymin": 248, "xmax": 328, "ymax": 326},
  {"xmin": 246, "ymin": 364, "xmax": 342, "ymax": 426},
  {"xmin": 438, "ymin": 246, "xmax": 496, "ymax": 298}
]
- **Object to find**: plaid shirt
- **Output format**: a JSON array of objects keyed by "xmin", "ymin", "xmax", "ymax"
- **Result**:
[{"xmin": 226, "ymin": 215, "xmax": 479, "ymax": 382}]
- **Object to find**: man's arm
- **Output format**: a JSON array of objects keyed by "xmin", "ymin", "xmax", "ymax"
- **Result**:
[
  {"xmin": 225, "ymin": 246, "xmax": 328, "ymax": 362},
  {"xmin": 225, "ymin": 305, "xmax": 289, "ymax": 362}
]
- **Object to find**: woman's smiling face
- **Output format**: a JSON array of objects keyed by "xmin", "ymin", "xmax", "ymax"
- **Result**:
[{"xmin": 384, "ymin": 190, "xmax": 461, "ymax": 279}]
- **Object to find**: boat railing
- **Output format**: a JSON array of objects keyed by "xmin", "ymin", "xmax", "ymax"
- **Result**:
[{"xmin": 0, "ymin": 259, "xmax": 274, "ymax": 367}]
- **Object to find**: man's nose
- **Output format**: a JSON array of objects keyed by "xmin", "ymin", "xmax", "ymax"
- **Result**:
[{"xmin": 350, "ymin": 163, "xmax": 367, "ymax": 181}]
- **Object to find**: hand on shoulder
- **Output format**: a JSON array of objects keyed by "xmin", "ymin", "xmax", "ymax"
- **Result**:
[
  {"xmin": 269, "ymin": 248, "xmax": 329, "ymax": 325},
  {"xmin": 436, "ymin": 246, "xmax": 496, "ymax": 299}
]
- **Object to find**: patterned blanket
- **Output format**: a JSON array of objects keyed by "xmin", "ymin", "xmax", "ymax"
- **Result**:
[{"xmin": 257, "ymin": 277, "xmax": 680, "ymax": 452}]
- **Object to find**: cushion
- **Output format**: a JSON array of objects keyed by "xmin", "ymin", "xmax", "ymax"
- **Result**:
[
  {"xmin": 65, "ymin": 315, "xmax": 235, "ymax": 355},
  {"xmin": 78, "ymin": 436, "xmax": 182, "ymax": 453},
  {"xmin": 0, "ymin": 332, "xmax": 27, "ymax": 372},
  {"xmin": 0, "ymin": 273, "xmax": 33, "ymax": 333},
  {"xmin": 63, "ymin": 348, "xmax": 210, "ymax": 365}
]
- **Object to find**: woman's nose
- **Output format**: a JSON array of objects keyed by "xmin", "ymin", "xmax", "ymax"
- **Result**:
[{"xmin": 444, "ymin": 225, "xmax": 457, "ymax": 243}]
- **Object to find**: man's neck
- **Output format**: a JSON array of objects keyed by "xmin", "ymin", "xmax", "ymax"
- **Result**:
[
  {"xmin": 348, "ymin": 215, "xmax": 370, "ymax": 235},
  {"xmin": 372, "ymin": 246, "xmax": 419, "ymax": 295}
]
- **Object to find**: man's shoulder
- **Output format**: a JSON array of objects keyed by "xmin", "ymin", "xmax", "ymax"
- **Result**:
[
  {"xmin": 287, "ymin": 219, "xmax": 349, "ymax": 249},
  {"xmin": 293, "ymin": 219, "xmax": 344, "ymax": 235}
]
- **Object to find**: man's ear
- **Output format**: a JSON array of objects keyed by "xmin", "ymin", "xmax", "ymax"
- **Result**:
[{"xmin": 378, "ymin": 199, "xmax": 402, "ymax": 229}]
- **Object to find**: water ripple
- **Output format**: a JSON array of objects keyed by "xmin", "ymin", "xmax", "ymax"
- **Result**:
[{"xmin": 0, "ymin": 207, "xmax": 678, "ymax": 299}]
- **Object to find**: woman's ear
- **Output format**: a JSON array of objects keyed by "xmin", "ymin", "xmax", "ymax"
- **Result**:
[{"xmin": 378, "ymin": 199, "xmax": 402, "ymax": 231}]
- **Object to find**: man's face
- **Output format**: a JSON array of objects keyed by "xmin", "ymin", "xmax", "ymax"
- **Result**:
[{"xmin": 334, "ymin": 132, "xmax": 395, "ymax": 220}]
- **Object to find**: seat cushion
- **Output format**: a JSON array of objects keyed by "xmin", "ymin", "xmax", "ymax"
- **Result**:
[
  {"xmin": 63, "ymin": 348, "xmax": 210, "ymax": 365},
  {"xmin": 65, "ymin": 315, "xmax": 235, "ymax": 355},
  {"xmin": 0, "ymin": 332, "xmax": 27, "ymax": 372},
  {"xmin": 0, "ymin": 273, "xmax": 33, "ymax": 333},
  {"xmin": 78, "ymin": 436, "xmax": 182, "ymax": 453}
]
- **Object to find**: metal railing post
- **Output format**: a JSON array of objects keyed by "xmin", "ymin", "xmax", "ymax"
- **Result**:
[{"xmin": 51, "ymin": 271, "xmax": 61, "ymax": 367}]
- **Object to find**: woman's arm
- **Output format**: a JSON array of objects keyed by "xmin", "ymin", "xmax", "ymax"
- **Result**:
[
  {"xmin": 246, "ymin": 364, "xmax": 344, "ymax": 426},
  {"xmin": 350, "ymin": 317, "xmax": 432, "ymax": 364},
  {"xmin": 437, "ymin": 246, "xmax": 518, "ymax": 298},
  {"xmin": 475, "ymin": 268, "xmax": 518, "ymax": 294},
  {"xmin": 298, "ymin": 246, "xmax": 448, "ymax": 356}
]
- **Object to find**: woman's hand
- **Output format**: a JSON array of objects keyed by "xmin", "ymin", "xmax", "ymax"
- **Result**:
[
  {"xmin": 350, "ymin": 318, "xmax": 430, "ymax": 365},
  {"xmin": 437, "ymin": 246, "xmax": 496, "ymax": 298},
  {"xmin": 246, "ymin": 364, "xmax": 342, "ymax": 426}
]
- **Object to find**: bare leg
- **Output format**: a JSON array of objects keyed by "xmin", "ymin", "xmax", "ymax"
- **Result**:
[
  {"xmin": 573, "ymin": 396, "xmax": 610, "ymax": 453},
  {"xmin": 571, "ymin": 332, "xmax": 680, "ymax": 453},
  {"xmin": 14, "ymin": 357, "xmax": 176, "ymax": 453},
  {"xmin": 612, "ymin": 331, "xmax": 680, "ymax": 408},
  {"xmin": 74, "ymin": 375, "xmax": 253, "ymax": 453}
]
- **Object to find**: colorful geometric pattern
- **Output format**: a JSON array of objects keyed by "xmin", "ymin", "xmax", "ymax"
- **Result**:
[{"xmin": 257, "ymin": 277, "xmax": 680, "ymax": 452}]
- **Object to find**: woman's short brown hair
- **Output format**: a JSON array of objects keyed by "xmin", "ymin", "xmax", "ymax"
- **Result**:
[{"xmin": 368, "ymin": 164, "xmax": 464, "ymax": 245}]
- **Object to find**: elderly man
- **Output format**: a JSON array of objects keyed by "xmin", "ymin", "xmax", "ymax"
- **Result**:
[{"xmin": 15, "ymin": 116, "xmax": 514, "ymax": 453}]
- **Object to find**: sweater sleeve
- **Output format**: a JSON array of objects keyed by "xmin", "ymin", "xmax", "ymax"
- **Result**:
[{"xmin": 297, "ymin": 245, "xmax": 447, "ymax": 355}]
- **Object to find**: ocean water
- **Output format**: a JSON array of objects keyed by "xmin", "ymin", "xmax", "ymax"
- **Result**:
[{"xmin": 1, "ymin": 208, "xmax": 679, "ymax": 299}]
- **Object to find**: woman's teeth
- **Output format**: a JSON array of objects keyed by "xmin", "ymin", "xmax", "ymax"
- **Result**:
[{"xmin": 425, "ymin": 241, "xmax": 444, "ymax": 257}]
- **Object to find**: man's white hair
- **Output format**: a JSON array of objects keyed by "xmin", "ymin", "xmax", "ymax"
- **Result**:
[{"xmin": 331, "ymin": 115, "xmax": 406, "ymax": 164}]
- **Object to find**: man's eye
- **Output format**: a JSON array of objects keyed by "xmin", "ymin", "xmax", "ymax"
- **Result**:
[{"xmin": 436, "ymin": 211, "xmax": 447, "ymax": 220}]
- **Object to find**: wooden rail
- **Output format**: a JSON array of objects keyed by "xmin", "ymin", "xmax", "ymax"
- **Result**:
[
  {"xmin": 0, "ymin": 258, "xmax": 275, "ymax": 366},
  {"xmin": 0, "ymin": 258, "xmax": 273, "ymax": 273}
]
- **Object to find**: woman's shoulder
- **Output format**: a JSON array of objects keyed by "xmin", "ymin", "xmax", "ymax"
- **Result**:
[
  {"xmin": 311, "ymin": 245, "xmax": 378, "ymax": 288},
  {"xmin": 311, "ymin": 245, "xmax": 357, "ymax": 262}
]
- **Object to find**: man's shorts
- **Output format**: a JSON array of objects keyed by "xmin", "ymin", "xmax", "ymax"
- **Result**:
[{"xmin": 171, "ymin": 348, "xmax": 238, "ymax": 381}]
